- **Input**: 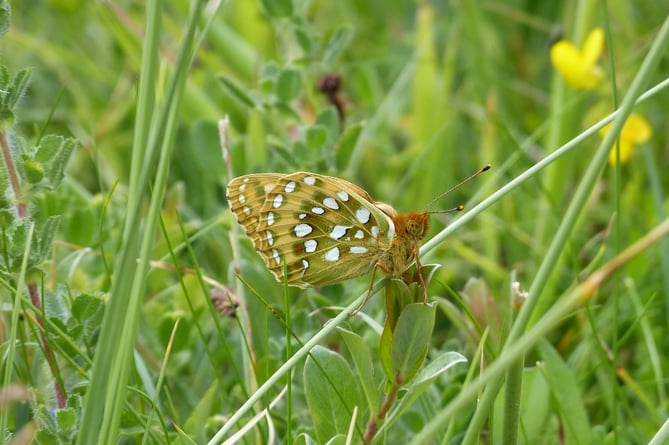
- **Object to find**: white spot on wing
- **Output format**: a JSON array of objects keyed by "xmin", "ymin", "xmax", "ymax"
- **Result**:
[
  {"xmin": 243, "ymin": 206, "xmax": 251, "ymax": 215},
  {"xmin": 272, "ymin": 249, "xmax": 280, "ymax": 264},
  {"xmin": 239, "ymin": 184, "xmax": 246, "ymax": 192},
  {"xmin": 298, "ymin": 213, "xmax": 307, "ymax": 220},
  {"xmin": 349, "ymin": 246, "xmax": 368, "ymax": 254},
  {"xmin": 356, "ymin": 207, "xmax": 371, "ymax": 224},
  {"xmin": 304, "ymin": 176, "xmax": 316, "ymax": 185},
  {"xmin": 239, "ymin": 194, "xmax": 246, "ymax": 204},
  {"xmin": 294, "ymin": 223, "xmax": 313, "ymax": 237},
  {"xmin": 371, "ymin": 226, "xmax": 379, "ymax": 239},
  {"xmin": 266, "ymin": 231, "xmax": 274, "ymax": 246},
  {"xmin": 267, "ymin": 212, "xmax": 275, "ymax": 226},
  {"xmin": 285, "ymin": 181, "xmax": 296, "ymax": 193},
  {"xmin": 323, "ymin": 197, "xmax": 339, "ymax": 209},
  {"xmin": 300, "ymin": 259, "xmax": 309, "ymax": 275},
  {"xmin": 304, "ymin": 239, "xmax": 317, "ymax": 253},
  {"xmin": 329, "ymin": 225, "xmax": 351, "ymax": 240},
  {"xmin": 336, "ymin": 191, "xmax": 349, "ymax": 201},
  {"xmin": 273, "ymin": 194, "xmax": 284, "ymax": 208},
  {"xmin": 312, "ymin": 206, "xmax": 325, "ymax": 215},
  {"xmin": 354, "ymin": 230, "xmax": 364, "ymax": 239},
  {"xmin": 324, "ymin": 247, "xmax": 340, "ymax": 262}
]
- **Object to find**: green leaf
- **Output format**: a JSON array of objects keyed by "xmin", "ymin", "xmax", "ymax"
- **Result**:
[
  {"xmin": 0, "ymin": 211, "xmax": 32, "ymax": 272},
  {"xmin": 493, "ymin": 367, "xmax": 553, "ymax": 444},
  {"xmin": 18, "ymin": 135, "xmax": 76, "ymax": 189},
  {"xmin": 218, "ymin": 74, "xmax": 256, "ymax": 108},
  {"xmin": 72, "ymin": 292, "xmax": 105, "ymax": 339},
  {"xmin": 390, "ymin": 302, "xmax": 436, "ymax": 384},
  {"xmin": 379, "ymin": 315, "xmax": 394, "ymax": 382},
  {"xmin": 268, "ymin": 135, "xmax": 300, "ymax": 169},
  {"xmin": 314, "ymin": 107, "xmax": 339, "ymax": 144},
  {"xmin": 34, "ymin": 394, "xmax": 81, "ymax": 443},
  {"xmin": 323, "ymin": 25, "xmax": 353, "ymax": 63},
  {"xmin": 304, "ymin": 345, "xmax": 362, "ymax": 442},
  {"xmin": 42, "ymin": 136, "xmax": 76, "ymax": 188},
  {"xmin": 259, "ymin": 61, "xmax": 280, "ymax": 95},
  {"xmin": 537, "ymin": 339, "xmax": 592, "ymax": 445},
  {"xmin": 412, "ymin": 351, "xmax": 467, "ymax": 387},
  {"xmin": 338, "ymin": 327, "xmax": 380, "ymax": 415},
  {"xmin": 324, "ymin": 436, "xmax": 348, "ymax": 445},
  {"xmin": 158, "ymin": 311, "xmax": 191, "ymax": 351},
  {"xmin": 259, "ymin": 0, "xmax": 293, "ymax": 18},
  {"xmin": 35, "ymin": 216, "xmax": 60, "ymax": 264},
  {"xmin": 305, "ymin": 124, "xmax": 327, "ymax": 149},
  {"xmin": 276, "ymin": 68, "xmax": 302, "ymax": 103},
  {"xmin": 386, "ymin": 351, "xmax": 467, "ymax": 429},
  {"xmin": 9, "ymin": 68, "xmax": 32, "ymax": 110},
  {"xmin": 21, "ymin": 157, "xmax": 44, "ymax": 184},
  {"xmin": 185, "ymin": 380, "xmax": 219, "ymax": 443},
  {"xmin": 0, "ymin": 67, "xmax": 32, "ymax": 130},
  {"xmin": 293, "ymin": 24, "xmax": 316, "ymax": 55},
  {"xmin": 0, "ymin": 1, "xmax": 10, "ymax": 37},
  {"xmin": 335, "ymin": 122, "xmax": 363, "ymax": 170},
  {"xmin": 56, "ymin": 407, "xmax": 77, "ymax": 432},
  {"xmin": 65, "ymin": 206, "xmax": 98, "ymax": 246},
  {"xmin": 384, "ymin": 278, "xmax": 413, "ymax": 332}
]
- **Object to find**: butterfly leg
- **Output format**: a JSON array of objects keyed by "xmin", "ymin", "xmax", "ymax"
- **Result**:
[
  {"xmin": 349, "ymin": 264, "xmax": 381, "ymax": 316},
  {"xmin": 414, "ymin": 250, "xmax": 428, "ymax": 303}
]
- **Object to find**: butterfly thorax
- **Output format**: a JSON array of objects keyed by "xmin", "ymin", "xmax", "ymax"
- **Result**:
[{"xmin": 376, "ymin": 211, "xmax": 430, "ymax": 276}]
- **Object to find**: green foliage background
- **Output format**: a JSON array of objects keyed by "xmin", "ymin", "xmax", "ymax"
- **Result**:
[{"xmin": 1, "ymin": 0, "xmax": 669, "ymax": 444}]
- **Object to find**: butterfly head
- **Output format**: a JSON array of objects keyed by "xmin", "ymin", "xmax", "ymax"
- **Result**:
[{"xmin": 391, "ymin": 212, "xmax": 430, "ymax": 242}]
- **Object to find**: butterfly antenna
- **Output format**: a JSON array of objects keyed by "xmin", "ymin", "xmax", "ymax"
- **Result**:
[
  {"xmin": 423, "ymin": 164, "xmax": 491, "ymax": 210},
  {"xmin": 429, "ymin": 205, "xmax": 465, "ymax": 215}
]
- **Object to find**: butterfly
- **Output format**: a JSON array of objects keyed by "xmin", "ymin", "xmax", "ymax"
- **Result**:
[{"xmin": 226, "ymin": 168, "xmax": 489, "ymax": 305}]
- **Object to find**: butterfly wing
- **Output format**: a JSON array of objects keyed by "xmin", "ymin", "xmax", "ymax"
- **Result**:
[
  {"xmin": 227, "ymin": 172, "xmax": 396, "ymax": 287},
  {"xmin": 227, "ymin": 173, "xmax": 285, "ymax": 247}
]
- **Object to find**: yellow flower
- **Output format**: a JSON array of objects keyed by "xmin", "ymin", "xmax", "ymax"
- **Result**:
[
  {"xmin": 550, "ymin": 28, "xmax": 604, "ymax": 89},
  {"xmin": 600, "ymin": 114, "xmax": 652, "ymax": 165}
]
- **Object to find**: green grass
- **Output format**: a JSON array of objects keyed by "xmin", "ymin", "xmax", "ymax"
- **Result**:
[{"xmin": 2, "ymin": 1, "xmax": 669, "ymax": 444}]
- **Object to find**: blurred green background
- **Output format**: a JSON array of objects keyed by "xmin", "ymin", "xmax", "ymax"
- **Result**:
[{"xmin": 2, "ymin": 0, "xmax": 669, "ymax": 444}]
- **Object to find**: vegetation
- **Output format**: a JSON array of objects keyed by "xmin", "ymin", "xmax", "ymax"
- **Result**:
[{"xmin": 1, "ymin": 1, "xmax": 668, "ymax": 444}]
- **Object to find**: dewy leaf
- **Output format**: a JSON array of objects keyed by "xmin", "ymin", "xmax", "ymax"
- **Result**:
[
  {"xmin": 304, "ymin": 345, "xmax": 362, "ymax": 443},
  {"xmin": 390, "ymin": 302, "xmax": 436, "ymax": 384}
]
